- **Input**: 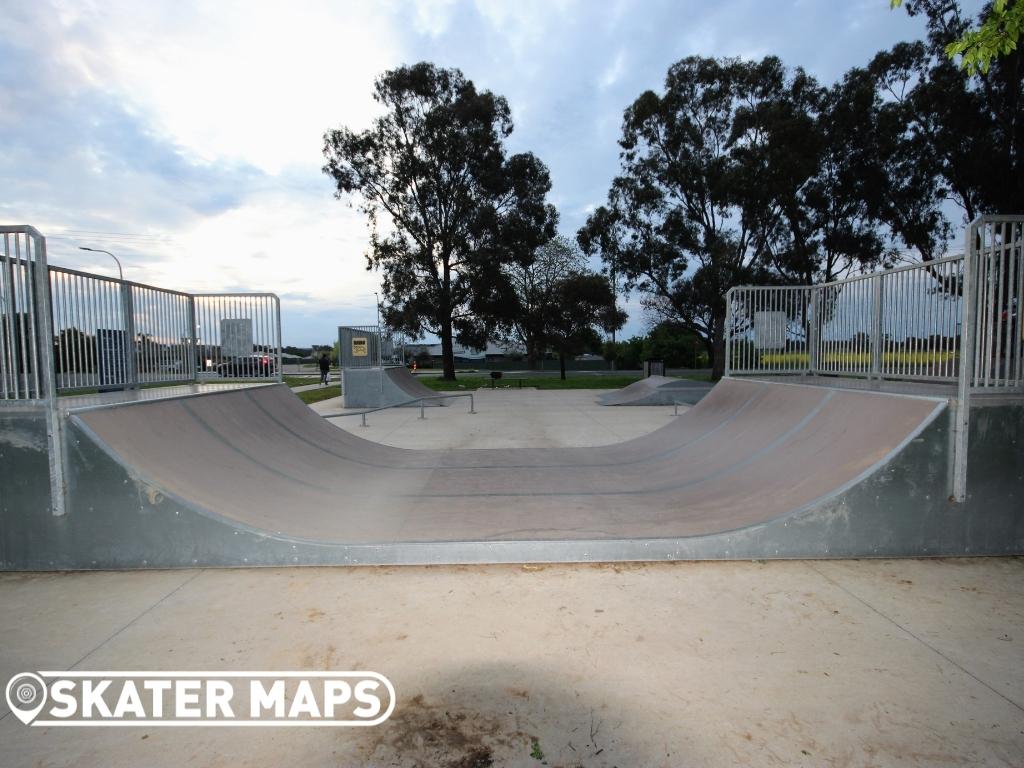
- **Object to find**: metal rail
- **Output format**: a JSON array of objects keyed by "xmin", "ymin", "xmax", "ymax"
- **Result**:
[
  {"xmin": 323, "ymin": 392, "xmax": 477, "ymax": 427},
  {"xmin": 2, "ymin": 240, "xmax": 283, "ymax": 396},
  {"xmin": 724, "ymin": 218, "xmax": 1022, "ymax": 394}
]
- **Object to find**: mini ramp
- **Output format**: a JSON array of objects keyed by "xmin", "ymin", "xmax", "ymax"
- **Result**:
[
  {"xmin": 1, "ymin": 378, "xmax": 1021, "ymax": 569},
  {"xmin": 342, "ymin": 366, "xmax": 449, "ymax": 408},
  {"xmin": 599, "ymin": 376, "xmax": 713, "ymax": 406}
]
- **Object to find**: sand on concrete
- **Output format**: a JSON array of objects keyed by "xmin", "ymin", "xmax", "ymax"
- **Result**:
[{"xmin": 0, "ymin": 559, "xmax": 1021, "ymax": 767}]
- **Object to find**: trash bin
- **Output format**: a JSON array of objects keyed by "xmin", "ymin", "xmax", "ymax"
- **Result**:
[{"xmin": 490, "ymin": 370, "xmax": 503, "ymax": 389}]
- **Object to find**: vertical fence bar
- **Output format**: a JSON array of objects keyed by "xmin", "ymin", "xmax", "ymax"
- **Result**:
[
  {"xmin": 870, "ymin": 278, "xmax": 882, "ymax": 380},
  {"xmin": 809, "ymin": 287, "xmax": 820, "ymax": 376},
  {"xmin": 952, "ymin": 221, "xmax": 978, "ymax": 503},
  {"xmin": 724, "ymin": 288, "xmax": 734, "ymax": 377}
]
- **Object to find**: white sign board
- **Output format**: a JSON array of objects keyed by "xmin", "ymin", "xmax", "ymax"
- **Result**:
[
  {"xmin": 753, "ymin": 311, "xmax": 788, "ymax": 350},
  {"xmin": 220, "ymin": 318, "xmax": 253, "ymax": 359},
  {"xmin": 352, "ymin": 337, "xmax": 368, "ymax": 357}
]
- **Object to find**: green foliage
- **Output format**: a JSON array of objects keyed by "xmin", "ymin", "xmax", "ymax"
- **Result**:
[
  {"xmin": 894, "ymin": 0, "xmax": 1022, "ymax": 74},
  {"xmin": 547, "ymin": 271, "xmax": 620, "ymax": 379},
  {"xmin": 603, "ymin": 337, "xmax": 645, "ymax": 370},
  {"xmin": 530, "ymin": 740, "xmax": 544, "ymax": 760},
  {"xmin": 883, "ymin": 1, "xmax": 1022, "ymax": 223},
  {"xmin": 947, "ymin": 1, "xmax": 1022, "ymax": 74},
  {"xmin": 502, "ymin": 234, "xmax": 585, "ymax": 368},
  {"xmin": 642, "ymin": 322, "xmax": 702, "ymax": 367},
  {"xmin": 323, "ymin": 62, "xmax": 556, "ymax": 380}
]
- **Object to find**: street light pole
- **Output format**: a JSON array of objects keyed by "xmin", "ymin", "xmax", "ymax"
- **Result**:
[
  {"xmin": 80, "ymin": 246, "xmax": 136, "ymax": 389},
  {"xmin": 79, "ymin": 246, "xmax": 123, "ymax": 282}
]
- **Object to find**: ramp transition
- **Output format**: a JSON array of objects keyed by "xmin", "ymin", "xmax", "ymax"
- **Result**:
[
  {"xmin": 1, "ymin": 378, "xmax": 1021, "ymax": 568},
  {"xmin": 599, "ymin": 375, "xmax": 713, "ymax": 406},
  {"xmin": 342, "ymin": 366, "xmax": 448, "ymax": 408}
]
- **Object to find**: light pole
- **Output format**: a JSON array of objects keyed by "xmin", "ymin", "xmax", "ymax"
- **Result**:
[
  {"xmin": 373, "ymin": 292, "xmax": 381, "ymax": 329},
  {"xmin": 80, "ymin": 246, "xmax": 136, "ymax": 388},
  {"xmin": 79, "ymin": 246, "xmax": 123, "ymax": 282}
]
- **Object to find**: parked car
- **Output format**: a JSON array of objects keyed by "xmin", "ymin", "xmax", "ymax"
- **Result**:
[{"xmin": 216, "ymin": 354, "xmax": 275, "ymax": 378}]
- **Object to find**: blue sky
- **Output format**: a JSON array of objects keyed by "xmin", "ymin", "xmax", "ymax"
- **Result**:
[{"xmin": 1, "ymin": 0, "xmax": 983, "ymax": 346}]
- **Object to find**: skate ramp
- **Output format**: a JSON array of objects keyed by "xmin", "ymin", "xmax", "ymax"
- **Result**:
[
  {"xmin": 600, "ymin": 376, "xmax": 713, "ymax": 406},
  {"xmin": 68, "ymin": 380, "xmax": 937, "ymax": 544},
  {"xmin": 6, "ymin": 376, "xmax": 1021, "ymax": 568},
  {"xmin": 384, "ymin": 366, "xmax": 448, "ymax": 403},
  {"xmin": 342, "ymin": 366, "xmax": 449, "ymax": 408}
]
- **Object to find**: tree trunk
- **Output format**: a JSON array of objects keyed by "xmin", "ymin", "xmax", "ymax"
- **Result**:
[
  {"xmin": 526, "ymin": 337, "xmax": 539, "ymax": 371},
  {"xmin": 559, "ymin": 351, "xmax": 567, "ymax": 380},
  {"xmin": 440, "ymin": 317, "xmax": 456, "ymax": 380},
  {"xmin": 440, "ymin": 259, "xmax": 456, "ymax": 381}
]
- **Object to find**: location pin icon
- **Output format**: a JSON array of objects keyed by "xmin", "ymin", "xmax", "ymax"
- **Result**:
[{"xmin": 5, "ymin": 673, "xmax": 48, "ymax": 725}]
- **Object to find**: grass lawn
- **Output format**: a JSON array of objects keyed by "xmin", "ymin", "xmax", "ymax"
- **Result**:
[
  {"xmin": 295, "ymin": 386, "xmax": 342, "ymax": 404},
  {"xmin": 418, "ymin": 374, "xmax": 646, "ymax": 391}
]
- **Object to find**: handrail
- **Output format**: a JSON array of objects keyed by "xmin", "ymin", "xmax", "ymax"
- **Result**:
[{"xmin": 322, "ymin": 391, "xmax": 476, "ymax": 427}]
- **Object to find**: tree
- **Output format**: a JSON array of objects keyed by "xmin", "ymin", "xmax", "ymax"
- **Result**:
[
  {"xmin": 503, "ymin": 234, "xmax": 585, "ymax": 369},
  {"xmin": 894, "ymin": 0, "xmax": 1023, "ymax": 74},
  {"xmin": 881, "ymin": 1, "xmax": 1023, "ymax": 223},
  {"xmin": 642, "ymin": 321, "xmax": 702, "ymax": 368},
  {"xmin": 323, "ymin": 62, "xmax": 556, "ymax": 380},
  {"xmin": 580, "ymin": 56, "xmax": 881, "ymax": 379},
  {"xmin": 948, "ymin": 0, "xmax": 1023, "ymax": 74},
  {"xmin": 547, "ymin": 272, "xmax": 621, "ymax": 379}
]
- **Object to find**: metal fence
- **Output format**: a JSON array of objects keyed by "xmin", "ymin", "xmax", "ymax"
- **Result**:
[
  {"xmin": 338, "ymin": 325, "xmax": 382, "ymax": 369},
  {"xmin": 1, "ymin": 227, "xmax": 56, "ymax": 401},
  {"xmin": 50, "ymin": 267, "xmax": 196, "ymax": 391},
  {"xmin": 971, "ymin": 217, "xmax": 1023, "ymax": 389},
  {"xmin": 1, "ymin": 225, "xmax": 282, "ymax": 399},
  {"xmin": 193, "ymin": 294, "xmax": 281, "ymax": 380},
  {"xmin": 725, "ymin": 215, "xmax": 1023, "ymax": 393}
]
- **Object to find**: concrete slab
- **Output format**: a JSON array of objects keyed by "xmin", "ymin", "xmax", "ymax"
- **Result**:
[
  {"xmin": 317, "ymin": 388, "xmax": 681, "ymax": 449},
  {"xmin": 0, "ymin": 559, "xmax": 1021, "ymax": 766}
]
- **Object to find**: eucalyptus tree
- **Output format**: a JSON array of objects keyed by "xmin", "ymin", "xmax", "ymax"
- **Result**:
[{"xmin": 323, "ymin": 62, "xmax": 556, "ymax": 380}]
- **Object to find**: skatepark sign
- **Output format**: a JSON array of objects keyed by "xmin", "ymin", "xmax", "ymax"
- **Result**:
[
  {"xmin": 4, "ymin": 671, "xmax": 395, "ymax": 727},
  {"xmin": 352, "ymin": 337, "xmax": 368, "ymax": 357}
]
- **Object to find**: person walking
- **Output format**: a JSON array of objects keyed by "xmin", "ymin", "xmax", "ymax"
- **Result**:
[{"xmin": 319, "ymin": 353, "xmax": 331, "ymax": 386}]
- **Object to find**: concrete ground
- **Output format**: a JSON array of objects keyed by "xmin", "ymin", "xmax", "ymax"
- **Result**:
[
  {"xmin": 312, "ymin": 388, "xmax": 681, "ymax": 448},
  {"xmin": 2, "ymin": 388, "xmax": 1022, "ymax": 767}
]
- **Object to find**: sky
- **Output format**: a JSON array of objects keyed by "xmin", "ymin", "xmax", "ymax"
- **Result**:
[{"xmin": 1, "ymin": 0, "xmax": 985, "ymax": 347}]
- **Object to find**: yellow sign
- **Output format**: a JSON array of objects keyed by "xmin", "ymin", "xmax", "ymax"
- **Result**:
[{"xmin": 352, "ymin": 337, "xmax": 368, "ymax": 357}]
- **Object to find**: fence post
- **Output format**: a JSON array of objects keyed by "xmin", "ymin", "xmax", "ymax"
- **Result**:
[
  {"xmin": 122, "ymin": 282, "xmax": 138, "ymax": 389},
  {"xmin": 723, "ymin": 289, "xmax": 733, "ymax": 378},
  {"xmin": 952, "ymin": 219, "xmax": 979, "ymax": 503},
  {"xmin": 187, "ymin": 294, "xmax": 198, "ymax": 382},
  {"xmin": 808, "ymin": 288, "xmax": 820, "ymax": 376},
  {"xmin": 31, "ymin": 230, "xmax": 66, "ymax": 516},
  {"xmin": 870, "ymin": 277, "xmax": 883, "ymax": 380},
  {"xmin": 273, "ymin": 296, "xmax": 283, "ymax": 383}
]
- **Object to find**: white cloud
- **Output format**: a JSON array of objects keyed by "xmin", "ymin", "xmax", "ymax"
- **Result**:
[
  {"xmin": 56, "ymin": 0, "xmax": 398, "ymax": 174},
  {"xmin": 599, "ymin": 50, "xmax": 626, "ymax": 90},
  {"xmin": 5, "ymin": 0, "xmax": 985, "ymax": 346}
]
